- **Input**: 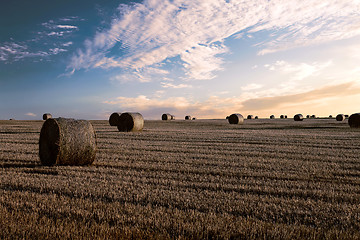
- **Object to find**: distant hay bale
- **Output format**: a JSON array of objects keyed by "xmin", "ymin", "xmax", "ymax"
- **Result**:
[
  {"xmin": 348, "ymin": 113, "xmax": 360, "ymax": 128},
  {"xmin": 117, "ymin": 112, "xmax": 144, "ymax": 132},
  {"xmin": 185, "ymin": 115, "xmax": 191, "ymax": 120},
  {"xmin": 39, "ymin": 118, "xmax": 96, "ymax": 166},
  {"xmin": 329, "ymin": 115, "xmax": 333, "ymax": 118},
  {"xmin": 311, "ymin": 115, "xmax": 316, "ymax": 118},
  {"xmin": 336, "ymin": 114, "xmax": 345, "ymax": 121},
  {"xmin": 109, "ymin": 112, "xmax": 121, "ymax": 126},
  {"xmin": 171, "ymin": 115, "xmax": 175, "ymax": 120},
  {"xmin": 270, "ymin": 115, "xmax": 275, "ymax": 119},
  {"xmin": 255, "ymin": 116, "xmax": 258, "ymax": 119},
  {"xmin": 345, "ymin": 114, "xmax": 349, "ymax": 118},
  {"xmin": 306, "ymin": 115, "xmax": 310, "ymax": 118},
  {"xmin": 162, "ymin": 113, "xmax": 172, "ymax": 121},
  {"xmin": 294, "ymin": 114, "xmax": 304, "ymax": 121},
  {"xmin": 9, "ymin": 118, "xmax": 14, "ymax": 121},
  {"xmin": 43, "ymin": 113, "xmax": 52, "ymax": 120},
  {"xmin": 280, "ymin": 115, "xmax": 284, "ymax": 119},
  {"xmin": 192, "ymin": 117, "xmax": 196, "ymax": 120},
  {"xmin": 285, "ymin": 115, "xmax": 288, "ymax": 119},
  {"xmin": 228, "ymin": 113, "xmax": 244, "ymax": 125},
  {"xmin": 247, "ymin": 115, "xmax": 254, "ymax": 119}
]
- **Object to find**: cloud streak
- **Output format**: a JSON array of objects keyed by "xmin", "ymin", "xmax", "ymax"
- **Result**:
[
  {"xmin": 70, "ymin": 0, "xmax": 360, "ymax": 81},
  {"xmin": 103, "ymin": 81, "xmax": 360, "ymax": 119}
]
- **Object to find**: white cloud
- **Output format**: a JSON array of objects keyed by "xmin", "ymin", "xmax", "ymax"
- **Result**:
[
  {"xmin": 56, "ymin": 25, "xmax": 78, "ymax": 29},
  {"xmin": 264, "ymin": 60, "xmax": 333, "ymax": 81},
  {"xmin": 25, "ymin": 113, "xmax": 36, "ymax": 117},
  {"xmin": 49, "ymin": 48, "xmax": 67, "ymax": 54},
  {"xmin": 161, "ymin": 82, "xmax": 192, "ymax": 89},
  {"xmin": 241, "ymin": 83, "xmax": 263, "ymax": 91},
  {"xmin": 70, "ymin": 0, "xmax": 360, "ymax": 82},
  {"xmin": 62, "ymin": 41, "xmax": 73, "ymax": 47}
]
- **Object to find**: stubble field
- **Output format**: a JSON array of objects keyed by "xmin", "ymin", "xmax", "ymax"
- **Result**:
[{"xmin": 0, "ymin": 118, "xmax": 360, "ymax": 239}]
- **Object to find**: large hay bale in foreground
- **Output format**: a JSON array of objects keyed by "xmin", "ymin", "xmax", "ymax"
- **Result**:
[
  {"xmin": 162, "ymin": 113, "xmax": 172, "ymax": 121},
  {"xmin": 185, "ymin": 115, "xmax": 191, "ymax": 120},
  {"xmin": 117, "ymin": 112, "xmax": 144, "ymax": 132},
  {"xmin": 247, "ymin": 115, "xmax": 254, "ymax": 119},
  {"xmin": 336, "ymin": 114, "xmax": 345, "ymax": 121},
  {"xmin": 348, "ymin": 113, "xmax": 360, "ymax": 128},
  {"xmin": 294, "ymin": 114, "xmax": 304, "ymax": 121},
  {"xmin": 109, "ymin": 112, "xmax": 122, "ymax": 126},
  {"xmin": 39, "ymin": 118, "xmax": 96, "ymax": 166},
  {"xmin": 228, "ymin": 113, "xmax": 244, "ymax": 125},
  {"xmin": 270, "ymin": 115, "xmax": 275, "ymax": 119},
  {"xmin": 43, "ymin": 113, "xmax": 52, "ymax": 120}
]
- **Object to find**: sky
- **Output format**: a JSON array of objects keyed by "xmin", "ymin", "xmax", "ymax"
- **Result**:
[{"xmin": 1, "ymin": 0, "xmax": 360, "ymax": 120}]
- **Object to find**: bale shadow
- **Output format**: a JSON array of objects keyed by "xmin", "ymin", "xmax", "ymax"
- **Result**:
[
  {"xmin": 23, "ymin": 168, "xmax": 59, "ymax": 175},
  {"xmin": 1, "ymin": 162, "xmax": 38, "ymax": 169}
]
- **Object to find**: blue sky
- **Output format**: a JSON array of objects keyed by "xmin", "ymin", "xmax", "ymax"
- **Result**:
[{"xmin": 1, "ymin": 0, "xmax": 360, "ymax": 120}]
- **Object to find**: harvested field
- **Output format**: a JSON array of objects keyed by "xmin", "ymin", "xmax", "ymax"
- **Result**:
[{"xmin": 1, "ymin": 119, "xmax": 360, "ymax": 239}]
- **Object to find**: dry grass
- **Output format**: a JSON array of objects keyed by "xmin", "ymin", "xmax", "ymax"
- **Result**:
[{"xmin": 1, "ymin": 119, "xmax": 360, "ymax": 239}]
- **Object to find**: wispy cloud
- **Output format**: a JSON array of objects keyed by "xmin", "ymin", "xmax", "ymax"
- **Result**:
[
  {"xmin": 70, "ymin": 0, "xmax": 360, "ymax": 81},
  {"xmin": 25, "ymin": 112, "xmax": 36, "ymax": 117},
  {"xmin": 0, "ymin": 42, "xmax": 49, "ymax": 62},
  {"xmin": 161, "ymin": 82, "xmax": 192, "ymax": 89},
  {"xmin": 264, "ymin": 60, "xmax": 333, "ymax": 81},
  {"xmin": 241, "ymin": 83, "xmax": 263, "ymax": 91},
  {"xmin": 0, "ymin": 17, "xmax": 80, "ymax": 63},
  {"xmin": 110, "ymin": 66, "xmax": 169, "ymax": 83}
]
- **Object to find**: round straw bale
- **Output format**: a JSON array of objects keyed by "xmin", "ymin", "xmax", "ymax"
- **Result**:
[
  {"xmin": 306, "ymin": 115, "xmax": 310, "ymax": 118},
  {"xmin": 285, "ymin": 115, "xmax": 288, "ymax": 119},
  {"xmin": 228, "ymin": 113, "xmax": 244, "ymax": 124},
  {"xmin": 311, "ymin": 115, "xmax": 316, "ymax": 118},
  {"xmin": 270, "ymin": 115, "xmax": 275, "ymax": 119},
  {"xmin": 336, "ymin": 114, "xmax": 345, "ymax": 121},
  {"xmin": 185, "ymin": 115, "xmax": 191, "ymax": 120},
  {"xmin": 280, "ymin": 115, "xmax": 284, "ymax": 119},
  {"xmin": 247, "ymin": 115, "xmax": 254, "ymax": 119},
  {"xmin": 39, "ymin": 118, "xmax": 96, "ymax": 166},
  {"xmin": 345, "ymin": 114, "xmax": 349, "ymax": 118},
  {"xmin": 192, "ymin": 117, "xmax": 196, "ymax": 120},
  {"xmin": 348, "ymin": 113, "xmax": 360, "ymax": 128},
  {"xmin": 171, "ymin": 115, "xmax": 175, "ymax": 120},
  {"xmin": 162, "ymin": 113, "xmax": 172, "ymax": 121},
  {"xmin": 294, "ymin": 114, "xmax": 304, "ymax": 121},
  {"xmin": 109, "ymin": 112, "xmax": 121, "ymax": 126},
  {"xmin": 43, "ymin": 113, "xmax": 52, "ymax": 120},
  {"xmin": 329, "ymin": 115, "xmax": 333, "ymax": 118},
  {"xmin": 255, "ymin": 116, "xmax": 258, "ymax": 119},
  {"xmin": 117, "ymin": 112, "xmax": 144, "ymax": 132}
]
